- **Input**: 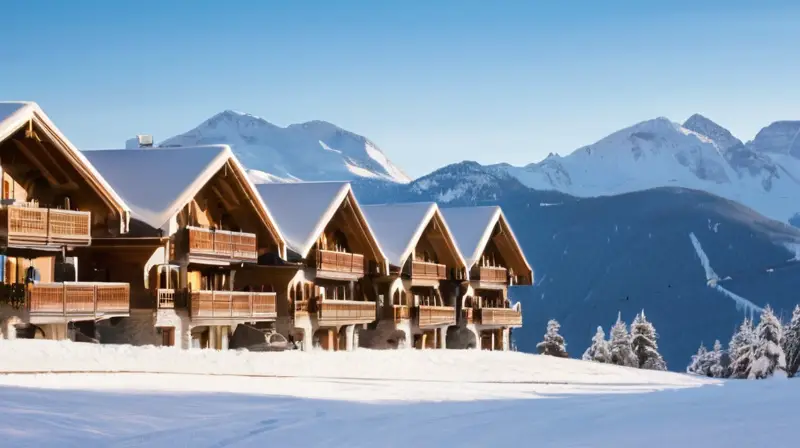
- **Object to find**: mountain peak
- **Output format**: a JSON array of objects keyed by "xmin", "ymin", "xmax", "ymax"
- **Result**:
[
  {"xmin": 682, "ymin": 113, "xmax": 742, "ymax": 151},
  {"xmin": 159, "ymin": 110, "xmax": 410, "ymax": 184},
  {"xmin": 747, "ymin": 120, "xmax": 800, "ymax": 157}
]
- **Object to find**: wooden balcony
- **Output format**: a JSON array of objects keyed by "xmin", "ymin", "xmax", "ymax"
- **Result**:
[
  {"xmin": 410, "ymin": 260, "xmax": 447, "ymax": 281},
  {"xmin": 24, "ymin": 282, "xmax": 129, "ymax": 322},
  {"xmin": 315, "ymin": 249, "xmax": 365, "ymax": 276},
  {"xmin": 312, "ymin": 299, "xmax": 376, "ymax": 324},
  {"xmin": 475, "ymin": 307, "xmax": 522, "ymax": 327},
  {"xmin": 173, "ymin": 226, "xmax": 258, "ymax": 264},
  {"xmin": 0, "ymin": 205, "xmax": 91, "ymax": 248},
  {"xmin": 471, "ymin": 266, "xmax": 508, "ymax": 283},
  {"xmin": 414, "ymin": 305, "xmax": 456, "ymax": 327},
  {"xmin": 188, "ymin": 290, "xmax": 277, "ymax": 320}
]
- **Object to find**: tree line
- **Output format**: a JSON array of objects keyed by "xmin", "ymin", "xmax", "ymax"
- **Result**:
[
  {"xmin": 687, "ymin": 305, "xmax": 800, "ymax": 379},
  {"xmin": 533, "ymin": 304, "xmax": 800, "ymax": 379},
  {"xmin": 536, "ymin": 311, "xmax": 667, "ymax": 371}
]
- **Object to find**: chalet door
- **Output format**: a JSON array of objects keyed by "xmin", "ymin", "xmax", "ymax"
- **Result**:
[
  {"xmin": 481, "ymin": 331, "xmax": 493, "ymax": 351},
  {"xmin": 159, "ymin": 327, "xmax": 175, "ymax": 347},
  {"xmin": 494, "ymin": 329, "xmax": 504, "ymax": 350}
]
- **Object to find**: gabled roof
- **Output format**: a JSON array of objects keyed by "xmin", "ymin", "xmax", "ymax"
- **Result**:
[
  {"xmin": 441, "ymin": 205, "xmax": 533, "ymax": 283},
  {"xmin": 255, "ymin": 181, "xmax": 384, "ymax": 263},
  {"xmin": 83, "ymin": 146, "xmax": 285, "ymax": 256},
  {"xmin": 0, "ymin": 101, "xmax": 130, "ymax": 225},
  {"xmin": 361, "ymin": 202, "xmax": 466, "ymax": 269},
  {"xmin": 441, "ymin": 206, "xmax": 512, "ymax": 267},
  {"xmin": 84, "ymin": 146, "xmax": 229, "ymax": 230}
]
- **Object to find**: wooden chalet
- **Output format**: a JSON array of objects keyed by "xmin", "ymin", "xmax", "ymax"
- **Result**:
[
  {"xmin": 441, "ymin": 206, "xmax": 532, "ymax": 350},
  {"xmin": 0, "ymin": 102, "xmax": 132, "ymax": 340},
  {"xmin": 361, "ymin": 202, "xmax": 467, "ymax": 349},
  {"xmin": 236, "ymin": 181, "xmax": 387, "ymax": 351},
  {"xmin": 79, "ymin": 145, "xmax": 285, "ymax": 349}
]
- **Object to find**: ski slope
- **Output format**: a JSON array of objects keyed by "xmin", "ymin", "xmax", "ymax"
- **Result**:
[{"xmin": 0, "ymin": 341, "xmax": 795, "ymax": 447}]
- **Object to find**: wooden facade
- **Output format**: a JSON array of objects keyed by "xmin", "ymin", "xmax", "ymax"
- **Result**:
[
  {"xmin": 235, "ymin": 183, "xmax": 387, "ymax": 352},
  {"xmin": 74, "ymin": 146, "xmax": 285, "ymax": 349},
  {"xmin": 364, "ymin": 204, "xmax": 467, "ymax": 350},
  {"xmin": 0, "ymin": 104, "xmax": 131, "ymax": 336},
  {"xmin": 454, "ymin": 210, "xmax": 532, "ymax": 351}
]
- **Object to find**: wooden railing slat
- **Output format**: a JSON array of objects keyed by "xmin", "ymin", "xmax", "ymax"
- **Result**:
[
  {"xmin": 184, "ymin": 227, "xmax": 258, "ymax": 262},
  {"xmin": 26, "ymin": 282, "xmax": 130, "ymax": 317}
]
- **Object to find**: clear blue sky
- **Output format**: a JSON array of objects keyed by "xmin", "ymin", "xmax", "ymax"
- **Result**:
[{"xmin": 2, "ymin": 0, "xmax": 799, "ymax": 178}]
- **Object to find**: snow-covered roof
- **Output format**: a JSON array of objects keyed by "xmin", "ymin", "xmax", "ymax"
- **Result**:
[
  {"xmin": 361, "ymin": 202, "xmax": 466, "ymax": 269},
  {"xmin": 84, "ymin": 146, "xmax": 229, "ymax": 230},
  {"xmin": 83, "ymin": 146, "xmax": 285, "ymax": 256},
  {"xmin": 439, "ymin": 206, "xmax": 526, "ymax": 267},
  {"xmin": 0, "ymin": 101, "xmax": 131, "ymax": 225},
  {"xmin": 255, "ymin": 182, "xmax": 384, "ymax": 263}
]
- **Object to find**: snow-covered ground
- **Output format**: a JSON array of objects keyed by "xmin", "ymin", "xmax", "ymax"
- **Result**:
[{"xmin": 0, "ymin": 341, "xmax": 796, "ymax": 447}]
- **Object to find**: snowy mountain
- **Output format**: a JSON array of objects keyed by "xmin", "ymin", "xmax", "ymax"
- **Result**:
[
  {"xmin": 493, "ymin": 116, "xmax": 800, "ymax": 225},
  {"xmin": 158, "ymin": 110, "xmax": 410, "ymax": 184}
]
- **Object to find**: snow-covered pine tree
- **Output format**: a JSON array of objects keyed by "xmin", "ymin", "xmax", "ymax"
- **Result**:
[
  {"xmin": 609, "ymin": 313, "xmax": 637, "ymax": 367},
  {"xmin": 781, "ymin": 305, "xmax": 800, "ymax": 377},
  {"xmin": 536, "ymin": 319, "xmax": 569, "ymax": 358},
  {"xmin": 709, "ymin": 340, "xmax": 731, "ymax": 378},
  {"xmin": 729, "ymin": 318, "xmax": 756, "ymax": 379},
  {"xmin": 630, "ymin": 310, "xmax": 667, "ymax": 371},
  {"xmin": 748, "ymin": 306, "xmax": 787, "ymax": 379},
  {"xmin": 582, "ymin": 326, "xmax": 611, "ymax": 363},
  {"xmin": 687, "ymin": 343, "xmax": 709, "ymax": 375}
]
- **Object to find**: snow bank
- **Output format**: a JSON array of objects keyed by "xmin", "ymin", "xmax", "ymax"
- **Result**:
[{"xmin": 0, "ymin": 340, "xmax": 709, "ymax": 396}]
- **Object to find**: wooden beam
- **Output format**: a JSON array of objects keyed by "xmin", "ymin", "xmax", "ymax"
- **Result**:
[
  {"xmin": 11, "ymin": 139, "xmax": 62, "ymax": 186},
  {"xmin": 28, "ymin": 138, "xmax": 75, "ymax": 187}
]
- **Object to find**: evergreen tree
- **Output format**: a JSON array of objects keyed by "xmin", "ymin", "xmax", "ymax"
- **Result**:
[
  {"xmin": 709, "ymin": 340, "xmax": 731, "ymax": 378},
  {"xmin": 609, "ymin": 313, "xmax": 637, "ymax": 367},
  {"xmin": 630, "ymin": 310, "xmax": 667, "ymax": 371},
  {"xmin": 728, "ymin": 318, "xmax": 756, "ymax": 379},
  {"xmin": 687, "ymin": 343, "xmax": 709, "ymax": 375},
  {"xmin": 748, "ymin": 306, "xmax": 787, "ymax": 379},
  {"xmin": 781, "ymin": 305, "xmax": 800, "ymax": 378},
  {"xmin": 582, "ymin": 326, "xmax": 611, "ymax": 363},
  {"xmin": 536, "ymin": 319, "xmax": 569, "ymax": 358}
]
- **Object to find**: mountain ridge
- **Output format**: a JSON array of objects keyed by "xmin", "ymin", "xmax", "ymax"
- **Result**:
[{"xmin": 157, "ymin": 110, "xmax": 411, "ymax": 184}]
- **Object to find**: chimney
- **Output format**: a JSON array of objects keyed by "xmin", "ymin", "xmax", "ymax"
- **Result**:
[{"xmin": 126, "ymin": 134, "xmax": 154, "ymax": 149}]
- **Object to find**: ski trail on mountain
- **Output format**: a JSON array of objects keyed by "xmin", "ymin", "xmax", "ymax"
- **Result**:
[{"xmin": 689, "ymin": 232, "xmax": 763, "ymax": 318}]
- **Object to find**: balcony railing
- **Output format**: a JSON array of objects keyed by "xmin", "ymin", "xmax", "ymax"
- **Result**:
[
  {"xmin": 0, "ymin": 205, "xmax": 91, "ymax": 247},
  {"xmin": 410, "ymin": 260, "xmax": 447, "ymax": 280},
  {"xmin": 471, "ymin": 266, "xmax": 508, "ymax": 283},
  {"xmin": 475, "ymin": 307, "xmax": 522, "ymax": 327},
  {"xmin": 189, "ymin": 290, "xmax": 277, "ymax": 320},
  {"xmin": 156, "ymin": 288, "xmax": 178, "ymax": 309},
  {"xmin": 392, "ymin": 304, "xmax": 410, "ymax": 322},
  {"xmin": 312, "ymin": 299, "xmax": 376, "ymax": 324},
  {"xmin": 24, "ymin": 282, "xmax": 129, "ymax": 319},
  {"xmin": 315, "ymin": 249, "xmax": 365, "ymax": 276},
  {"xmin": 414, "ymin": 305, "xmax": 456, "ymax": 327},
  {"xmin": 173, "ymin": 226, "xmax": 258, "ymax": 263}
]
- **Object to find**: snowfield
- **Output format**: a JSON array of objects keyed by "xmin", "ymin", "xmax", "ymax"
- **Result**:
[{"xmin": 0, "ymin": 341, "xmax": 796, "ymax": 447}]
